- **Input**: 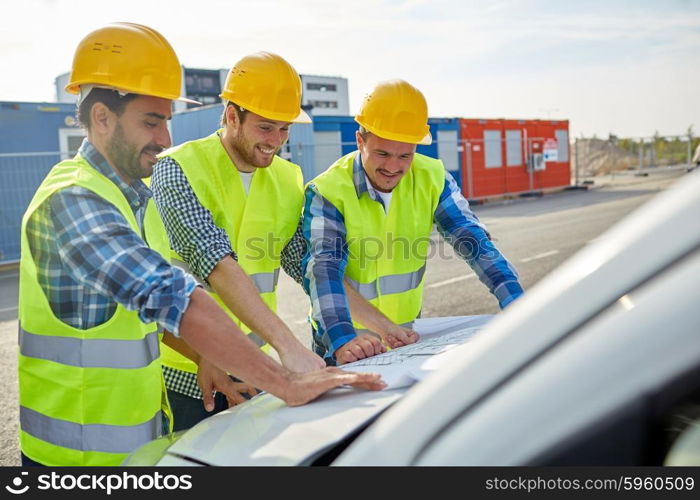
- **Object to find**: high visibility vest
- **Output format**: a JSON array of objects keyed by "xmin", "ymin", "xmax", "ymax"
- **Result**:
[
  {"xmin": 158, "ymin": 131, "xmax": 303, "ymax": 373},
  {"xmin": 311, "ymin": 152, "xmax": 444, "ymax": 331},
  {"xmin": 18, "ymin": 155, "xmax": 171, "ymax": 466}
]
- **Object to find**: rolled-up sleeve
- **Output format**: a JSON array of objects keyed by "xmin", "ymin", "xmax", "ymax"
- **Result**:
[
  {"xmin": 151, "ymin": 156, "xmax": 236, "ymax": 283},
  {"xmin": 434, "ymin": 172, "xmax": 524, "ymax": 309},
  {"xmin": 301, "ymin": 184, "xmax": 356, "ymax": 356}
]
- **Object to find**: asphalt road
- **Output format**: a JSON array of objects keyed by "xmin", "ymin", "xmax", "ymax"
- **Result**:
[{"xmin": 0, "ymin": 168, "xmax": 687, "ymax": 465}]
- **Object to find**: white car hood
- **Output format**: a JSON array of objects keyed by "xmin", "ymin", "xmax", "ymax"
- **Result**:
[{"xmin": 158, "ymin": 316, "xmax": 492, "ymax": 466}]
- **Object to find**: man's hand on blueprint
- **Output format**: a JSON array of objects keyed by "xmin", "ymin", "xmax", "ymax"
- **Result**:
[
  {"xmin": 336, "ymin": 334, "xmax": 387, "ymax": 365},
  {"xmin": 378, "ymin": 324, "xmax": 420, "ymax": 349}
]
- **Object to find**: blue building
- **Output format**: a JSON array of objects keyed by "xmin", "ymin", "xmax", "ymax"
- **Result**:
[
  {"xmin": 0, "ymin": 101, "xmax": 84, "ymax": 262},
  {"xmin": 170, "ymin": 103, "xmax": 223, "ymax": 145},
  {"xmin": 311, "ymin": 115, "xmax": 462, "ymax": 187},
  {"xmin": 422, "ymin": 117, "xmax": 462, "ymax": 189}
]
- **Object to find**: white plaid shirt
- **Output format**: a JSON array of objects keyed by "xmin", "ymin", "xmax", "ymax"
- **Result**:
[{"xmin": 152, "ymin": 155, "xmax": 305, "ymax": 399}]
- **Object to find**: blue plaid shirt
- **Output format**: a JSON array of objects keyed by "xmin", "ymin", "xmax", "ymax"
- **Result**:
[
  {"xmin": 302, "ymin": 151, "xmax": 524, "ymax": 361},
  {"xmin": 25, "ymin": 140, "xmax": 197, "ymax": 334}
]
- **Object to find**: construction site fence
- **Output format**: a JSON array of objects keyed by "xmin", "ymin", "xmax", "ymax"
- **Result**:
[{"xmin": 572, "ymin": 134, "xmax": 699, "ymax": 183}]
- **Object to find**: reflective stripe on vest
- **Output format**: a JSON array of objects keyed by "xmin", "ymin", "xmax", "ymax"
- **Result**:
[
  {"xmin": 250, "ymin": 268, "xmax": 280, "ymax": 294},
  {"xmin": 171, "ymin": 258, "xmax": 280, "ymax": 295},
  {"xmin": 19, "ymin": 327, "xmax": 159, "ymax": 369},
  {"xmin": 20, "ymin": 406, "xmax": 161, "ymax": 454},
  {"xmin": 345, "ymin": 265, "xmax": 426, "ymax": 300},
  {"xmin": 18, "ymin": 155, "xmax": 170, "ymax": 465},
  {"xmin": 247, "ymin": 332, "xmax": 265, "ymax": 348}
]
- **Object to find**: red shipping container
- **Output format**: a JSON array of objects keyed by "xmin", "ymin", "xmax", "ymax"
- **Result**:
[{"xmin": 459, "ymin": 118, "xmax": 570, "ymax": 199}]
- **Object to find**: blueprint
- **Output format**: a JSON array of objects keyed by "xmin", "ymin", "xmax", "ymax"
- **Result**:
[
  {"xmin": 163, "ymin": 315, "xmax": 496, "ymax": 465},
  {"xmin": 341, "ymin": 315, "xmax": 494, "ymax": 389}
]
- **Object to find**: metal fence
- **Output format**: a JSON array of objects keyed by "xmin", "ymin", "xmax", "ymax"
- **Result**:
[
  {"xmin": 572, "ymin": 134, "xmax": 699, "ymax": 183},
  {"xmin": 0, "ymin": 152, "xmax": 59, "ymax": 264}
]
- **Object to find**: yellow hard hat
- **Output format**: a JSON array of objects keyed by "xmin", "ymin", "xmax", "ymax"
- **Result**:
[
  {"xmin": 220, "ymin": 52, "xmax": 311, "ymax": 123},
  {"xmin": 65, "ymin": 22, "xmax": 198, "ymax": 104},
  {"xmin": 355, "ymin": 79, "xmax": 432, "ymax": 145}
]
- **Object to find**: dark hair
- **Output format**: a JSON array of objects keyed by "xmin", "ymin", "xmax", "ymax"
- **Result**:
[
  {"xmin": 358, "ymin": 126, "xmax": 372, "ymax": 141},
  {"xmin": 220, "ymin": 101, "xmax": 248, "ymax": 126},
  {"xmin": 77, "ymin": 88, "xmax": 138, "ymax": 130}
]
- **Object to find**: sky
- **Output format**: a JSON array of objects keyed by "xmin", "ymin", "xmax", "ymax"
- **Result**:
[{"xmin": 1, "ymin": 0, "xmax": 698, "ymax": 138}]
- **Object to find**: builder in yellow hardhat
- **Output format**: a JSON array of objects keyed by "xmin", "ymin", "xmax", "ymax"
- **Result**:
[
  {"xmin": 17, "ymin": 24, "xmax": 383, "ymax": 466},
  {"xmin": 150, "ymin": 52, "xmax": 330, "ymax": 430},
  {"xmin": 302, "ymin": 79, "xmax": 524, "ymax": 365}
]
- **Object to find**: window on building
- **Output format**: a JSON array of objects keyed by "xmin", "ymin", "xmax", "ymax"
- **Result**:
[
  {"xmin": 556, "ymin": 129, "xmax": 569, "ymax": 162},
  {"xmin": 484, "ymin": 130, "xmax": 502, "ymax": 168},
  {"xmin": 437, "ymin": 130, "xmax": 459, "ymax": 172},
  {"xmin": 306, "ymin": 82, "xmax": 337, "ymax": 92},
  {"xmin": 184, "ymin": 69, "xmax": 223, "ymax": 109},
  {"xmin": 506, "ymin": 130, "xmax": 522, "ymax": 166},
  {"xmin": 58, "ymin": 128, "xmax": 86, "ymax": 160},
  {"xmin": 309, "ymin": 100, "xmax": 338, "ymax": 109}
]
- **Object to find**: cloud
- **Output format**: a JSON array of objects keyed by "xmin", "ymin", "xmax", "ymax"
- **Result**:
[{"xmin": 1, "ymin": 0, "xmax": 697, "ymax": 137}]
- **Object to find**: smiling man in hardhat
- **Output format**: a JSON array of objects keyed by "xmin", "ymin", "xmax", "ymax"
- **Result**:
[
  {"xmin": 302, "ymin": 79, "xmax": 524, "ymax": 365},
  {"xmin": 17, "ymin": 23, "xmax": 383, "ymax": 467},
  {"xmin": 150, "ymin": 52, "xmax": 327, "ymax": 430}
]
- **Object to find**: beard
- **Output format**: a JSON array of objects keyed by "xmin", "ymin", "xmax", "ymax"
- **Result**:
[
  {"xmin": 230, "ymin": 129, "xmax": 278, "ymax": 169},
  {"xmin": 106, "ymin": 122, "xmax": 162, "ymax": 181}
]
